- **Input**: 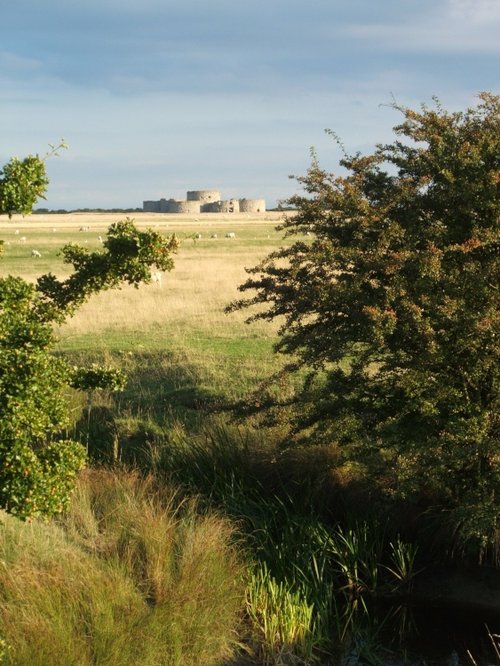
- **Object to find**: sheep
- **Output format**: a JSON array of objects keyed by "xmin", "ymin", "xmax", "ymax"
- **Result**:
[
  {"xmin": 151, "ymin": 270, "xmax": 162, "ymax": 287},
  {"xmin": 194, "ymin": 233, "xmax": 202, "ymax": 240},
  {"xmin": 225, "ymin": 232, "xmax": 236, "ymax": 239},
  {"xmin": 31, "ymin": 249, "xmax": 41, "ymax": 258},
  {"xmin": 19, "ymin": 236, "xmax": 27, "ymax": 242},
  {"xmin": 210, "ymin": 233, "xmax": 218, "ymax": 239}
]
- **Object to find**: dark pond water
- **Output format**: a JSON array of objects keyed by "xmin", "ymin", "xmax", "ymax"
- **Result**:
[{"xmin": 338, "ymin": 600, "xmax": 500, "ymax": 665}]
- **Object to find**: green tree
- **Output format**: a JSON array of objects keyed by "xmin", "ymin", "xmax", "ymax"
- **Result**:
[
  {"xmin": 229, "ymin": 93, "xmax": 499, "ymax": 557},
  {"xmin": 0, "ymin": 151, "xmax": 179, "ymax": 519},
  {"xmin": 0, "ymin": 142, "xmax": 66, "ymax": 217}
]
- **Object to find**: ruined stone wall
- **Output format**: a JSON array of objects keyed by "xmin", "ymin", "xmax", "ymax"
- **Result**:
[
  {"xmin": 200, "ymin": 202, "xmax": 220, "ymax": 213},
  {"xmin": 143, "ymin": 200, "xmax": 161, "ymax": 212},
  {"xmin": 169, "ymin": 200, "xmax": 201, "ymax": 214},
  {"xmin": 239, "ymin": 198, "xmax": 266, "ymax": 213},
  {"xmin": 221, "ymin": 199, "xmax": 240, "ymax": 213},
  {"xmin": 159, "ymin": 198, "xmax": 176, "ymax": 212},
  {"xmin": 202, "ymin": 199, "xmax": 240, "ymax": 213},
  {"xmin": 186, "ymin": 190, "xmax": 221, "ymax": 203}
]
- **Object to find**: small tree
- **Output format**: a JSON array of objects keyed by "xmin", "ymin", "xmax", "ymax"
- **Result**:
[
  {"xmin": 229, "ymin": 93, "xmax": 499, "ymax": 558},
  {"xmin": 0, "ymin": 150, "xmax": 179, "ymax": 519}
]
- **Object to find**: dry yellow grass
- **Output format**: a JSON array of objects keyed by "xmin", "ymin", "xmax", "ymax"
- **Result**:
[{"xmin": 0, "ymin": 211, "xmax": 289, "ymax": 350}]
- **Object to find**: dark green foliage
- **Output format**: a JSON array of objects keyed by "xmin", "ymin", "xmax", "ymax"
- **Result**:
[
  {"xmin": 0, "ymin": 151, "xmax": 179, "ymax": 519},
  {"xmin": 0, "ymin": 274, "xmax": 85, "ymax": 518},
  {"xmin": 229, "ymin": 93, "xmax": 500, "ymax": 558}
]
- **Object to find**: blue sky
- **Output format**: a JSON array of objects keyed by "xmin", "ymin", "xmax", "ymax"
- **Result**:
[{"xmin": 1, "ymin": 0, "xmax": 498, "ymax": 209}]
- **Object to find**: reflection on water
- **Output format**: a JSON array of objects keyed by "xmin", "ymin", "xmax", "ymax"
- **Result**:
[{"xmin": 333, "ymin": 597, "xmax": 500, "ymax": 665}]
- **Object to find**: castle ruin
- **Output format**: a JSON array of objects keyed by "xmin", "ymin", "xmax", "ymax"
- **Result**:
[{"xmin": 143, "ymin": 189, "xmax": 266, "ymax": 214}]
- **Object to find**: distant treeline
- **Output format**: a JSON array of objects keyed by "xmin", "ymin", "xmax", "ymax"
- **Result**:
[
  {"xmin": 34, "ymin": 208, "xmax": 144, "ymax": 214},
  {"xmin": 34, "ymin": 206, "xmax": 294, "ymax": 214}
]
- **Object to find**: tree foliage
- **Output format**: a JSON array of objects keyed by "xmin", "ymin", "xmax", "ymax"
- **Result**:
[
  {"xmin": 0, "ymin": 153, "xmax": 179, "ymax": 519},
  {"xmin": 0, "ymin": 142, "xmax": 66, "ymax": 217},
  {"xmin": 230, "ymin": 93, "xmax": 499, "ymax": 555}
]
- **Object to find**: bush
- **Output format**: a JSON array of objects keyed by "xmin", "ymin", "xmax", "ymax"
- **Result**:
[{"xmin": 229, "ymin": 93, "xmax": 500, "ymax": 560}]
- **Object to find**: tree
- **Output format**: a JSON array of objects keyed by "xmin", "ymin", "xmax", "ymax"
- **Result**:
[
  {"xmin": 229, "ymin": 93, "xmax": 499, "ymax": 557},
  {"xmin": 0, "ymin": 142, "xmax": 66, "ymax": 217},
  {"xmin": 0, "ymin": 150, "xmax": 179, "ymax": 519}
]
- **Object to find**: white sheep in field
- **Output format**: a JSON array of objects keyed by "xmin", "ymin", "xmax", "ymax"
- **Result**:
[
  {"xmin": 211, "ymin": 233, "xmax": 218, "ymax": 239},
  {"xmin": 151, "ymin": 270, "xmax": 162, "ymax": 287},
  {"xmin": 19, "ymin": 236, "xmax": 27, "ymax": 243},
  {"xmin": 194, "ymin": 233, "xmax": 202, "ymax": 240},
  {"xmin": 225, "ymin": 232, "xmax": 236, "ymax": 239},
  {"xmin": 31, "ymin": 249, "xmax": 41, "ymax": 258}
]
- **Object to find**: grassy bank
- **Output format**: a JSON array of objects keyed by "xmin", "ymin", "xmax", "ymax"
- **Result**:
[{"xmin": 0, "ymin": 469, "xmax": 245, "ymax": 666}]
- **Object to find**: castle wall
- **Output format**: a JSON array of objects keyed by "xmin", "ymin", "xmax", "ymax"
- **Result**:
[
  {"xmin": 144, "ymin": 191, "xmax": 265, "ymax": 214},
  {"xmin": 143, "ymin": 200, "xmax": 161, "ymax": 212},
  {"xmin": 187, "ymin": 190, "xmax": 221, "ymax": 203},
  {"xmin": 239, "ymin": 198, "xmax": 266, "ymax": 213},
  {"xmin": 200, "ymin": 202, "xmax": 221, "ymax": 213},
  {"xmin": 220, "ymin": 199, "xmax": 240, "ymax": 213},
  {"xmin": 159, "ymin": 198, "xmax": 176, "ymax": 212},
  {"xmin": 202, "ymin": 199, "xmax": 240, "ymax": 213},
  {"xmin": 169, "ymin": 200, "xmax": 201, "ymax": 214}
]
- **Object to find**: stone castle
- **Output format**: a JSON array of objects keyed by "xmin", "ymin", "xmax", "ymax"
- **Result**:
[{"xmin": 143, "ymin": 189, "xmax": 265, "ymax": 214}]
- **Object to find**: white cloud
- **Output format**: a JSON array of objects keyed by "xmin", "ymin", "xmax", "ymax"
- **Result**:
[
  {"xmin": 340, "ymin": 0, "xmax": 500, "ymax": 54},
  {"xmin": 447, "ymin": 0, "xmax": 500, "ymax": 22}
]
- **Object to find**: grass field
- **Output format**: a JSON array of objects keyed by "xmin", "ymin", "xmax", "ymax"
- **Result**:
[{"xmin": 0, "ymin": 211, "xmax": 292, "ymax": 407}]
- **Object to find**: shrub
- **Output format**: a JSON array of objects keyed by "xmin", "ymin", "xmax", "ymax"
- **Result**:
[{"xmin": 0, "ymin": 147, "xmax": 180, "ymax": 519}]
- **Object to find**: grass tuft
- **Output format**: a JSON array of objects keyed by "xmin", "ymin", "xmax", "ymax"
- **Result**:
[{"xmin": 0, "ymin": 469, "xmax": 245, "ymax": 666}]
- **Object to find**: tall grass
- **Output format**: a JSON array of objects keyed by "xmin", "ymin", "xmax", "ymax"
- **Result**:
[
  {"xmin": 0, "ymin": 469, "xmax": 245, "ymax": 666},
  {"xmin": 149, "ymin": 423, "xmax": 424, "ymax": 663}
]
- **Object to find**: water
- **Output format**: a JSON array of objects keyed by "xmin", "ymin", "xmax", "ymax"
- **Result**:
[{"xmin": 340, "ymin": 599, "xmax": 500, "ymax": 665}]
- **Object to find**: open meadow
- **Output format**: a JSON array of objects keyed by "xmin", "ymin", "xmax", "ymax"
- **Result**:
[
  {"xmin": 0, "ymin": 211, "xmax": 292, "ymax": 418},
  {"xmin": 0, "ymin": 210, "xmax": 286, "ymax": 350}
]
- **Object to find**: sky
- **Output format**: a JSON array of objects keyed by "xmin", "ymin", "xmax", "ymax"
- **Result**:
[{"xmin": 1, "ymin": 0, "xmax": 499, "ymax": 210}]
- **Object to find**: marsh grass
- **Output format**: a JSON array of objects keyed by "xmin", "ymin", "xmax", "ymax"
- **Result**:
[{"xmin": 0, "ymin": 469, "xmax": 245, "ymax": 666}]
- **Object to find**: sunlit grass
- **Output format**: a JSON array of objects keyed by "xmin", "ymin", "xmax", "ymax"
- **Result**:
[
  {"xmin": 0, "ymin": 469, "xmax": 245, "ymax": 666},
  {"xmin": 1, "ymin": 212, "xmax": 286, "ymax": 362}
]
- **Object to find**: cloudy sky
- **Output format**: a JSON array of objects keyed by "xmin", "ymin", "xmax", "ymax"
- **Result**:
[{"xmin": 1, "ymin": 0, "xmax": 498, "ymax": 209}]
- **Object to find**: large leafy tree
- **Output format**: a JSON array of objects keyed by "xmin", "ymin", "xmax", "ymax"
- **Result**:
[
  {"xmin": 0, "ymin": 150, "xmax": 178, "ymax": 519},
  {"xmin": 230, "ymin": 94, "xmax": 499, "ymax": 555}
]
